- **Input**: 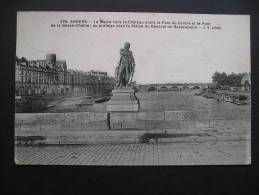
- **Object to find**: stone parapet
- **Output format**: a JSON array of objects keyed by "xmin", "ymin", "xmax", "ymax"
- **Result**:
[{"xmin": 15, "ymin": 110, "xmax": 214, "ymax": 132}]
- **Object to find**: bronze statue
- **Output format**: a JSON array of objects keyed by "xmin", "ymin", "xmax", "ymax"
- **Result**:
[{"xmin": 115, "ymin": 42, "xmax": 135, "ymax": 87}]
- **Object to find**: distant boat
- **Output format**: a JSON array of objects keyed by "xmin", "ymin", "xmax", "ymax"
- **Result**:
[
  {"xmin": 94, "ymin": 96, "xmax": 111, "ymax": 103},
  {"xmin": 225, "ymin": 97, "xmax": 232, "ymax": 102},
  {"xmin": 232, "ymin": 95, "xmax": 249, "ymax": 105},
  {"xmin": 235, "ymin": 101, "xmax": 249, "ymax": 105},
  {"xmin": 77, "ymin": 101, "xmax": 94, "ymax": 106},
  {"xmin": 206, "ymin": 93, "xmax": 214, "ymax": 98},
  {"xmin": 195, "ymin": 92, "xmax": 202, "ymax": 96}
]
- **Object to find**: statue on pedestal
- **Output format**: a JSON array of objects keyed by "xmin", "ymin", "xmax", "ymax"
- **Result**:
[
  {"xmin": 115, "ymin": 42, "xmax": 136, "ymax": 87},
  {"xmin": 107, "ymin": 42, "xmax": 140, "ymax": 113}
]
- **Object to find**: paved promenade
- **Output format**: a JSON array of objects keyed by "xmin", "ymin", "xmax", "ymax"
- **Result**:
[{"xmin": 15, "ymin": 139, "xmax": 250, "ymax": 165}]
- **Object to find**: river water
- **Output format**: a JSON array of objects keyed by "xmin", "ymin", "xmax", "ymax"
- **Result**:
[{"xmin": 43, "ymin": 91, "xmax": 250, "ymax": 119}]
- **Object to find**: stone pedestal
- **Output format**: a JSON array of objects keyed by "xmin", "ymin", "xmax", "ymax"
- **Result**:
[{"xmin": 106, "ymin": 87, "xmax": 140, "ymax": 112}]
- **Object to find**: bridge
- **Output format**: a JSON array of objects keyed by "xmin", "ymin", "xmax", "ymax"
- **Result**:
[{"xmin": 136, "ymin": 83, "xmax": 212, "ymax": 92}]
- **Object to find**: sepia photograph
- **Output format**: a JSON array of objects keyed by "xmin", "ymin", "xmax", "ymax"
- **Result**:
[{"xmin": 14, "ymin": 11, "xmax": 251, "ymax": 165}]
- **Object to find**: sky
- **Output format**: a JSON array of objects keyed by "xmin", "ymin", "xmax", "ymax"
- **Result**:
[{"xmin": 16, "ymin": 12, "xmax": 250, "ymax": 84}]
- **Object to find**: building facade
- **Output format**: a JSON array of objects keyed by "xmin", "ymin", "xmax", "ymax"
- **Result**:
[
  {"xmin": 241, "ymin": 72, "xmax": 251, "ymax": 91},
  {"xmin": 15, "ymin": 54, "xmax": 115, "ymax": 112}
]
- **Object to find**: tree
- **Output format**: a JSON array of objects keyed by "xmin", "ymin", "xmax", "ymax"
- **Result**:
[
  {"xmin": 212, "ymin": 71, "xmax": 243, "ymax": 87},
  {"xmin": 212, "ymin": 71, "xmax": 220, "ymax": 83},
  {"xmin": 21, "ymin": 57, "xmax": 27, "ymax": 62},
  {"xmin": 227, "ymin": 72, "xmax": 236, "ymax": 86},
  {"xmin": 212, "ymin": 71, "xmax": 227, "ymax": 86}
]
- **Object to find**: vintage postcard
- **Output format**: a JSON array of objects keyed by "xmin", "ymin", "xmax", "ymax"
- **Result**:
[{"xmin": 15, "ymin": 12, "xmax": 251, "ymax": 165}]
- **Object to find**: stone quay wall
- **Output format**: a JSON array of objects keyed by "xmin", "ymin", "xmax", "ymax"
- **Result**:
[
  {"xmin": 15, "ymin": 110, "xmax": 250, "ymax": 145},
  {"xmin": 15, "ymin": 110, "xmax": 215, "ymax": 132},
  {"xmin": 15, "ymin": 108, "xmax": 251, "ymax": 133}
]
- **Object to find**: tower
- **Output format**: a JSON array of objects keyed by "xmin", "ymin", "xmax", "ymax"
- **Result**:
[{"xmin": 46, "ymin": 54, "xmax": 56, "ymax": 69}]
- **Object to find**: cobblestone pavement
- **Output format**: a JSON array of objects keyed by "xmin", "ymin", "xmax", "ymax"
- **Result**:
[{"xmin": 15, "ymin": 139, "xmax": 250, "ymax": 165}]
